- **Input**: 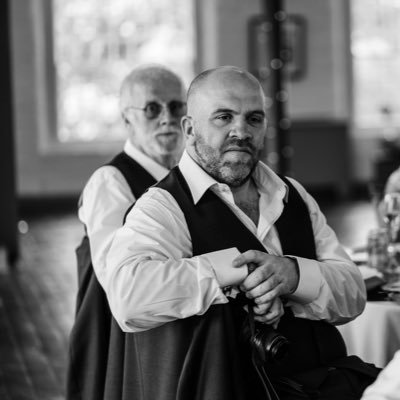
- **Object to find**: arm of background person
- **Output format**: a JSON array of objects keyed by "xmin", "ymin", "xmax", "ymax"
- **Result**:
[
  {"xmin": 105, "ymin": 187, "xmax": 248, "ymax": 333},
  {"xmin": 79, "ymin": 166, "xmax": 135, "ymax": 289},
  {"xmin": 360, "ymin": 350, "xmax": 400, "ymax": 400}
]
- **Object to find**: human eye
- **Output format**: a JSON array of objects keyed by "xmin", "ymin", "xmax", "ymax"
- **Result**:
[
  {"xmin": 145, "ymin": 102, "xmax": 161, "ymax": 115},
  {"xmin": 247, "ymin": 113, "xmax": 265, "ymax": 126},
  {"xmin": 214, "ymin": 113, "xmax": 233, "ymax": 125}
]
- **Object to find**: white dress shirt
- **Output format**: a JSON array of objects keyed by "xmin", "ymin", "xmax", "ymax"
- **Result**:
[
  {"xmin": 361, "ymin": 350, "xmax": 400, "ymax": 400},
  {"xmin": 78, "ymin": 140, "xmax": 169, "ymax": 289},
  {"xmin": 106, "ymin": 150, "xmax": 366, "ymax": 332}
]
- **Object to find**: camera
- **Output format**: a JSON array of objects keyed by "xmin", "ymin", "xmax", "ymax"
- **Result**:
[
  {"xmin": 242, "ymin": 320, "xmax": 290, "ymax": 364},
  {"xmin": 250, "ymin": 324, "xmax": 290, "ymax": 364}
]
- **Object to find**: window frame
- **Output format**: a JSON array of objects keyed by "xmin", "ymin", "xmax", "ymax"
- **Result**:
[{"xmin": 35, "ymin": 0, "xmax": 197, "ymax": 155}]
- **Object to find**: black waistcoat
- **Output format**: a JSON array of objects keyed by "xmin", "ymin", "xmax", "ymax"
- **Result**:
[
  {"xmin": 101, "ymin": 167, "xmax": 348, "ymax": 400},
  {"xmin": 66, "ymin": 152, "xmax": 156, "ymax": 400}
]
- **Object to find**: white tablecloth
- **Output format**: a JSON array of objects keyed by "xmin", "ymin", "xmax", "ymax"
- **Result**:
[{"xmin": 338, "ymin": 301, "xmax": 400, "ymax": 368}]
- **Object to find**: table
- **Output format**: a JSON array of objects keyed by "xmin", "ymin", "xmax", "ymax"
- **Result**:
[{"xmin": 338, "ymin": 301, "xmax": 400, "ymax": 368}]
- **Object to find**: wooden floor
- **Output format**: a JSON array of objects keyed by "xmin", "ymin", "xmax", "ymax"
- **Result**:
[{"xmin": 0, "ymin": 198, "xmax": 378, "ymax": 400}]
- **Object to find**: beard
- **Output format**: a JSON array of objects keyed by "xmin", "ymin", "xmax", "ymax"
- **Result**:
[{"xmin": 193, "ymin": 133, "xmax": 259, "ymax": 187}]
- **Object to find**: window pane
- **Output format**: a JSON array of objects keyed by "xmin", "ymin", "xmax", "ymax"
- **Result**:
[
  {"xmin": 53, "ymin": 0, "xmax": 195, "ymax": 143},
  {"xmin": 352, "ymin": 0, "xmax": 400, "ymax": 134}
]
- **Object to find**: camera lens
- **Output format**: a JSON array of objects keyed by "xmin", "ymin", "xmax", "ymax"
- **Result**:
[
  {"xmin": 252, "ymin": 326, "xmax": 290, "ymax": 363},
  {"xmin": 267, "ymin": 334, "xmax": 290, "ymax": 361}
]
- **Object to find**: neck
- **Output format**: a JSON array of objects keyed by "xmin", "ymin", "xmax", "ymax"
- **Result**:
[
  {"xmin": 231, "ymin": 179, "xmax": 254, "ymax": 202},
  {"xmin": 157, "ymin": 154, "xmax": 179, "ymax": 170},
  {"xmin": 231, "ymin": 178, "xmax": 260, "ymax": 226}
]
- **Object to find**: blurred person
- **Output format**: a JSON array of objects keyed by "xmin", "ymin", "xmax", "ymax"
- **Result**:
[
  {"xmin": 384, "ymin": 167, "xmax": 400, "ymax": 195},
  {"xmin": 105, "ymin": 66, "xmax": 380, "ymax": 399},
  {"xmin": 361, "ymin": 350, "xmax": 400, "ymax": 400},
  {"xmin": 66, "ymin": 64, "xmax": 186, "ymax": 400}
]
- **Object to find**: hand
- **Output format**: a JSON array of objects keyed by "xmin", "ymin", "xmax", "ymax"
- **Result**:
[
  {"xmin": 233, "ymin": 250, "xmax": 299, "ymax": 304},
  {"xmin": 252, "ymin": 296, "xmax": 284, "ymax": 326}
]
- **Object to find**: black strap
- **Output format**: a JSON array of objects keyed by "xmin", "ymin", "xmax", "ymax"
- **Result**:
[{"xmin": 247, "ymin": 262, "xmax": 281, "ymax": 400}]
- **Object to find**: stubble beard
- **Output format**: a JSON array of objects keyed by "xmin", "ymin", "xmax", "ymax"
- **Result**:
[{"xmin": 193, "ymin": 134, "xmax": 258, "ymax": 188}]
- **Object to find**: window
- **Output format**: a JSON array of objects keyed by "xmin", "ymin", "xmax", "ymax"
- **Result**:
[
  {"xmin": 52, "ymin": 0, "xmax": 195, "ymax": 143},
  {"xmin": 351, "ymin": 0, "xmax": 400, "ymax": 138}
]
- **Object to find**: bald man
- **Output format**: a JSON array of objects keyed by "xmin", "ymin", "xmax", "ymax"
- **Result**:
[
  {"xmin": 106, "ymin": 66, "xmax": 379, "ymax": 399},
  {"xmin": 66, "ymin": 65, "xmax": 186, "ymax": 400}
]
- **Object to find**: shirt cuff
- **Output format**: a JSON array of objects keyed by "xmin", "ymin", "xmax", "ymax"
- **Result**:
[
  {"xmin": 203, "ymin": 247, "xmax": 247, "ymax": 287},
  {"xmin": 285, "ymin": 256, "xmax": 322, "ymax": 304}
]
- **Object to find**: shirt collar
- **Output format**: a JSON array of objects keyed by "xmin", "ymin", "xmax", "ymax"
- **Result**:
[
  {"xmin": 178, "ymin": 150, "xmax": 289, "ymax": 204},
  {"xmin": 123, "ymin": 140, "xmax": 169, "ymax": 181}
]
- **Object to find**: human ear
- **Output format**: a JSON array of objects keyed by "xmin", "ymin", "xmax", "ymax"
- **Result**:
[
  {"xmin": 121, "ymin": 112, "xmax": 130, "ymax": 128},
  {"xmin": 181, "ymin": 115, "xmax": 194, "ymax": 140}
]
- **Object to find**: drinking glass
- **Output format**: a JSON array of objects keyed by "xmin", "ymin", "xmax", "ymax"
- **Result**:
[
  {"xmin": 382, "ymin": 192, "xmax": 400, "ymax": 242},
  {"xmin": 382, "ymin": 192, "xmax": 400, "ymax": 282}
]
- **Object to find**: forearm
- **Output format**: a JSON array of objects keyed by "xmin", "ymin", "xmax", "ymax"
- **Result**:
[
  {"xmin": 105, "ymin": 253, "xmax": 228, "ymax": 332},
  {"xmin": 287, "ymin": 256, "xmax": 366, "ymax": 324}
]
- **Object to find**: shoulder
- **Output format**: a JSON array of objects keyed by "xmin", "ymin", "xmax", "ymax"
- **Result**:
[
  {"xmin": 283, "ymin": 176, "xmax": 309, "ymax": 200},
  {"xmin": 385, "ymin": 167, "xmax": 400, "ymax": 193},
  {"xmin": 283, "ymin": 176, "xmax": 323, "ymax": 216},
  {"xmin": 81, "ymin": 165, "xmax": 134, "ymax": 207},
  {"xmin": 126, "ymin": 186, "xmax": 186, "ymax": 226},
  {"xmin": 83, "ymin": 165, "xmax": 133, "ymax": 194}
]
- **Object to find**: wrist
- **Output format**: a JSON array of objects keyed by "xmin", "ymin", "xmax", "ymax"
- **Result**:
[{"xmin": 285, "ymin": 257, "xmax": 300, "ymax": 294}]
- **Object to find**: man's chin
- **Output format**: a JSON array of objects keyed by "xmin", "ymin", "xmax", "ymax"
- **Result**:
[
  {"xmin": 156, "ymin": 134, "xmax": 183, "ymax": 153},
  {"xmin": 219, "ymin": 164, "xmax": 253, "ymax": 187}
]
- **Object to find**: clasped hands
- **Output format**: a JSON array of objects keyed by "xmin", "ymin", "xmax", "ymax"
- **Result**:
[{"xmin": 233, "ymin": 250, "xmax": 299, "ymax": 326}]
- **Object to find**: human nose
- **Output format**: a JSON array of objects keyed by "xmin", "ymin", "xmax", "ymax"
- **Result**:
[
  {"xmin": 229, "ymin": 119, "xmax": 251, "ymax": 139},
  {"xmin": 159, "ymin": 105, "xmax": 177, "ymax": 125}
]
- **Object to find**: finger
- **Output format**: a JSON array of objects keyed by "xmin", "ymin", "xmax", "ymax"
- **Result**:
[
  {"xmin": 254, "ymin": 308, "xmax": 283, "ymax": 325},
  {"xmin": 253, "ymin": 299, "xmax": 283, "ymax": 317},
  {"xmin": 232, "ymin": 250, "xmax": 268, "ymax": 268},
  {"xmin": 255, "ymin": 313, "xmax": 282, "ymax": 325},
  {"xmin": 241, "ymin": 266, "xmax": 275, "ymax": 292},
  {"xmin": 252, "ymin": 283, "xmax": 285, "ymax": 304},
  {"xmin": 252, "ymin": 301, "xmax": 274, "ymax": 315},
  {"xmin": 254, "ymin": 300, "xmax": 284, "ymax": 324},
  {"xmin": 243, "ymin": 273, "xmax": 281, "ymax": 297}
]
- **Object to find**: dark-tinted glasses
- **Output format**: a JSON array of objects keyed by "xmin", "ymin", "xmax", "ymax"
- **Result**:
[{"xmin": 128, "ymin": 101, "xmax": 187, "ymax": 120}]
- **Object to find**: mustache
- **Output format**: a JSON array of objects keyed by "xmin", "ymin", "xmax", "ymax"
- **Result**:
[{"xmin": 222, "ymin": 138, "xmax": 257, "ymax": 153}]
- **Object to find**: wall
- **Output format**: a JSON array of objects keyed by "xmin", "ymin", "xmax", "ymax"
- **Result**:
[
  {"xmin": 11, "ymin": 0, "xmax": 368, "ymax": 197},
  {"xmin": 11, "ymin": 1, "xmax": 130, "ymax": 198}
]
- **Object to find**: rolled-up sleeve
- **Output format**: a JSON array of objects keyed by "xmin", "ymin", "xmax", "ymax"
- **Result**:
[
  {"xmin": 285, "ymin": 178, "xmax": 366, "ymax": 325},
  {"xmin": 105, "ymin": 188, "xmax": 246, "ymax": 332}
]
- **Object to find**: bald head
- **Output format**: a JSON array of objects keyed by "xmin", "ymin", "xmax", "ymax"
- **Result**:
[
  {"xmin": 187, "ymin": 66, "xmax": 265, "ymax": 113},
  {"xmin": 120, "ymin": 65, "xmax": 185, "ymax": 113}
]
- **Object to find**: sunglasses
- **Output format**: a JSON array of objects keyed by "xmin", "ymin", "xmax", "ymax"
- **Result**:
[{"xmin": 128, "ymin": 101, "xmax": 187, "ymax": 120}]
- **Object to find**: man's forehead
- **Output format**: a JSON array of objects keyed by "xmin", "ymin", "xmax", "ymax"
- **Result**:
[
  {"xmin": 131, "ymin": 80, "xmax": 184, "ymax": 101},
  {"xmin": 189, "ymin": 70, "xmax": 264, "ymax": 106},
  {"xmin": 193, "ymin": 83, "xmax": 265, "ymax": 112}
]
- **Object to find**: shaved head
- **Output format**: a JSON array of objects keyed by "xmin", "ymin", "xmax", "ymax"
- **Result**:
[{"xmin": 187, "ymin": 66, "xmax": 265, "ymax": 114}]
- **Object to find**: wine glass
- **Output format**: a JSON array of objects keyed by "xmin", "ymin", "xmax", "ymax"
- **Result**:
[
  {"xmin": 382, "ymin": 192, "xmax": 400, "ymax": 282},
  {"xmin": 382, "ymin": 193, "xmax": 400, "ymax": 242}
]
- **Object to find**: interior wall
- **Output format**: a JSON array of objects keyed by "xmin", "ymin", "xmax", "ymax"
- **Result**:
[
  {"xmin": 11, "ymin": 0, "xmax": 370, "ymax": 197},
  {"xmin": 286, "ymin": 0, "xmax": 351, "ymax": 121}
]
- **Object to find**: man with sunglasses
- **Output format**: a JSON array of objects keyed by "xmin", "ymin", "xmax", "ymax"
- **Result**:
[
  {"xmin": 66, "ymin": 65, "xmax": 186, "ymax": 400},
  {"xmin": 105, "ymin": 66, "xmax": 380, "ymax": 399}
]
